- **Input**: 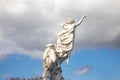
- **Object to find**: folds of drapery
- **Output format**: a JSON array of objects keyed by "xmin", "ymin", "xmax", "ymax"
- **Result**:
[{"xmin": 55, "ymin": 24, "xmax": 75, "ymax": 57}]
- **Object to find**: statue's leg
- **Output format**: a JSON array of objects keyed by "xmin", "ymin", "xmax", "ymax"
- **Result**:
[
  {"xmin": 55, "ymin": 70, "xmax": 64, "ymax": 80},
  {"xmin": 42, "ymin": 68, "xmax": 52, "ymax": 80},
  {"xmin": 51, "ymin": 66, "xmax": 64, "ymax": 80},
  {"xmin": 56, "ymin": 71, "xmax": 62, "ymax": 80}
]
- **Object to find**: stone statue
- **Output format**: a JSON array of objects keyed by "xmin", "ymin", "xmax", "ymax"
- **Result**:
[{"xmin": 42, "ymin": 15, "xmax": 86, "ymax": 80}]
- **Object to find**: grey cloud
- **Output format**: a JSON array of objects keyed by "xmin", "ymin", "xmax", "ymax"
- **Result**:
[
  {"xmin": 0, "ymin": 0, "xmax": 57, "ymax": 60},
  {"xmin": 53, "ymin": 0, "xmax": 120, "ymax": 48},
  {"xmin": 0, "ymin": 0, "xmax": 120, "ymax": 60},
  {"xmin": 76, "ymin": 66, "xmax": 92, "ymax": 75}
]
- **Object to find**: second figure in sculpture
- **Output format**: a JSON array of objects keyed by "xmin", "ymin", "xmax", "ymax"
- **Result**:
[{"xmin": 42, "ymin": 15, "xmax": 86, "ymax": 80}]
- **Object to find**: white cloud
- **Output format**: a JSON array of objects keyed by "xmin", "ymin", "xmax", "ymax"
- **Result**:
[
  {"xmin": 105, "ymin": 27, "xmax": 120, "ymax": 41},
  {"xmin": 0, "ymin": 27, "xmax": 3, "ymax": 41},
  {"xmin": 3, "ymin": 73, "xmax": 12, "ymax": 79},
  {"xmin": 17, "ymin": 47, "xmax": 43, "ymax": 59},
  {"xmin": 0, "ymin": 0, "xmax": 120, "ymax": 61},
  {"xmin": 0, "ymin": 39, "xmax": 43, "ymax": 60},
  {"xmin": 1, "ymin": 0, "xmax": 28, "ymax": 15},
  {"xmin": 76, "ymin": 66, "xmax": 92, "ymax": 75}
]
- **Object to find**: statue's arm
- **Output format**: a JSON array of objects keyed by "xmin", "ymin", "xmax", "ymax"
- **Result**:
[
  {"xmin": 75, "ymin": 15, "xmax": 87, "ymax": 27},
  {"xmin": 43, "ymin": 48, "xmax": 49, "ymax": 60}
]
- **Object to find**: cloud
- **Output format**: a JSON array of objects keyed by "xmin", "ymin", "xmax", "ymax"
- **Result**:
[
  {"xmin": 3, "ymin": 73, "xmax": 12, "ymax": 79},
  {"xmin": 0, "ymin": 0, "xmax": 120, "ymax": 60},
  {"xmin": 2, "ymin": 0, "xmax": 28, "ymax": 15},
  {"xmin": 76, "ymin": 66, "xmax": 92, "ymax": 75}
]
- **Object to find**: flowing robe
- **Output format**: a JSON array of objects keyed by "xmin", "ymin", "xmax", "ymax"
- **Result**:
[
  {"xmin": 42, "ymin": 16, "xmax": 86, "ymax": 80},
  {"xmin": 56, "ymin": 23, "xmax": 76, "ymax": 59}
]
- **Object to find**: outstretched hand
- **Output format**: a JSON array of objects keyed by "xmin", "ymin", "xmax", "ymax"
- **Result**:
[
  {"xmin": 82, "ymin": 15, "xmax": 87, "ymax": 19},
  {"xmin": 75, "ymin": 15, "xmax": 87, "ymax": 27}
]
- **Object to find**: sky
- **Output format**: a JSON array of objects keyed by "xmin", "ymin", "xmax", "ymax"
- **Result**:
[{"xmin": 0, "ymin": 0, "xmax": 120, "ymax": 80}]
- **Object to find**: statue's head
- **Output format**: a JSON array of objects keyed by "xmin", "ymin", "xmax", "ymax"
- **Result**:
[
  {"xmin": 61, "ymin": 18, "xmax": 75, "ymax": 30},
  {"xmin": 65, "ymin": 18, "xmax": 75, "ymax": 24}
]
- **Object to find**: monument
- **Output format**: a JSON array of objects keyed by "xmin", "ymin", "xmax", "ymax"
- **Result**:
[{"xmin": 42, "ymin": 15, "xmax": 86, "ymax": 80}]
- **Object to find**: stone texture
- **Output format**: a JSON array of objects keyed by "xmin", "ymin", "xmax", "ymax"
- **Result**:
[{"xmin": 42, "ymin": 15, "xmax": 86, "ymax": 80}]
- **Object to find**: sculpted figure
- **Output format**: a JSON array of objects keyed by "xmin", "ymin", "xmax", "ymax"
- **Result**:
[
  {"xmin": 56, "ymin": 15, "xmax": 86, "ymax": 65},
  {"xmin": 42, "ymin": 44, "xmax": 56, "ymax": 80},
  {"xmin": 42, "ymin": 15, "xmax": 86, "ymax": 80}
]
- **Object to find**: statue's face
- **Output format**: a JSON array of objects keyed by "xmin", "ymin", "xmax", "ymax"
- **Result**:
[
  {"xmin": 65, "ymin": 18, "xmax": 74, "ymax": 24},
  {"xmin": 63, "ymin": 25, "xmax": 70, "ymax": 30},
  {"xmin": 63, "ymin": 22, "xmax": 74, "ymax": 30}
]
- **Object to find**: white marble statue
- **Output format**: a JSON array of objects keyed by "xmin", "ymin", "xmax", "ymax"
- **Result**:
[
  {"xmin": 56, "ymin": 15, "xmax": 86, "ymax": 65},
  {"xmin": 42, "ymin": 44, "xmax": 56, "ymax": 80},
  {"xmin": 42, "ymin": 15, "xmax": 86, "ymax": 80}
]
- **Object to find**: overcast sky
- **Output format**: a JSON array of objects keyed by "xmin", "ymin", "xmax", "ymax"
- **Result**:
[
  {"xmin": 0, "ymin": 0, "xmax": 120, "ymax": 60},
  {"xmin": 0, "ymin": 0, "xmax": 120, "ymax": 80}
]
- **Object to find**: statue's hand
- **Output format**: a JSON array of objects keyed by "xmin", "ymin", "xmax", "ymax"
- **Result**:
[
  {"xmin": 82, "ymin": 15, "xmax": 87, "ymax": 19},
  {"xmin": 75, "ymin": 15, "xmax": 87, "ymax": 27}
]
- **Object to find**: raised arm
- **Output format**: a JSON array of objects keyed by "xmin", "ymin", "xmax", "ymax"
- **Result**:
[{"xmin": 75, "ymin": 15, "xmax": 87, "ymax": 27}]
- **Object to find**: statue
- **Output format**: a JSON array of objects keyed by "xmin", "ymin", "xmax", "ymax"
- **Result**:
[{"xmin": 42, "ymin": 15, "xmax": 86, "ymax": 80}]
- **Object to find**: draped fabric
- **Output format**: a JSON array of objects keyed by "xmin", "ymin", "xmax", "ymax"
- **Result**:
[
  {"xmin": 55, "ymin": 23, "xmax": 76, "ymax": 58},
  {"xmin": 42, "ymin": 16, "xmax": 86, "ymax": 80}
]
